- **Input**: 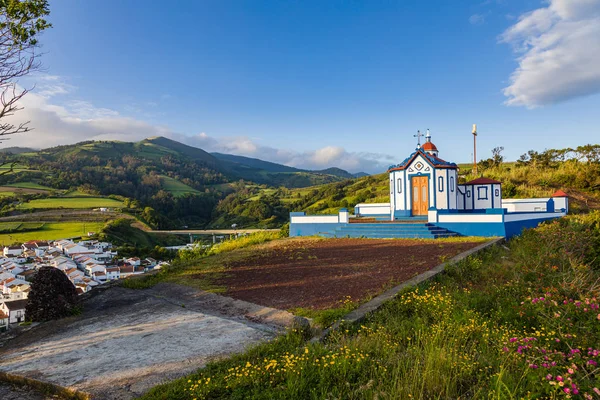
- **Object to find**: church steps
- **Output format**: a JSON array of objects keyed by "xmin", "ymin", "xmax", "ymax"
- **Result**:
[{"xmin": 324, "ymin": 223, "xmax": 459, "ymax": 239}]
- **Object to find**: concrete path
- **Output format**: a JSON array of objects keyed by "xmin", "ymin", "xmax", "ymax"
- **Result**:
[{"xmin": 0, "ymin": 283, "xmax": 299, "ymax": 399}]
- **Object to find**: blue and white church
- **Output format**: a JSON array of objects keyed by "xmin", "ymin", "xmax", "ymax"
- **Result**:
[{"xmin": 290, "ymin": 130, "xmax": 568, "ymax": 239}]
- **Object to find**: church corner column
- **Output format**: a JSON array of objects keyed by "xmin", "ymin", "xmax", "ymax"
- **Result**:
[
  {"xmin": 338, "ymin": 208, "xmax": 349, "ymax": 223},
  {"xmin": 428, "ymin": 207, "xmax": 438, "ymax": 224}
]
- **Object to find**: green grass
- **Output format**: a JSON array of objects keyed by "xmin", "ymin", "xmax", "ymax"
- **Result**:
[
  {"xmin": 18, "ymin": 197, "xmax": 123, "ymax": 209},
  {"xmin": 0, "ymin": 221, "xmax": 105, "ymax": 244},
  {"xmin": 4, "ymin": 181, "xmax": 52, "ymax": 191},
  {"xmin": 121, "ymin": 231, "xmax": 282, "ymax": 290},
  {"xmin": 160, "ymin": 176, "xmax": 200, "ymax": 197},
  {"xmin": 0, "ymin": 191, "xmax": 16, "ymax": 197},
  {"xmin": 140, "ymin": 213, "xmax": 600, "ymax": 400}
]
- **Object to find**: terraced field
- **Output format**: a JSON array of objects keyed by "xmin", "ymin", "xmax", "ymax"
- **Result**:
[
  {"xmin": 0, "ymin": 221, "xmax": 105, "ymax": 244},
  {"xmin": 18, "ymin": 197, "xmax": 123, "ymax": 209}
]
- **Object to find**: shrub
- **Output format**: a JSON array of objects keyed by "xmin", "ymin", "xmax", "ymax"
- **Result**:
[{"xmin": 26, "ymin": 267, "xmax": 79, "ymax": 322}]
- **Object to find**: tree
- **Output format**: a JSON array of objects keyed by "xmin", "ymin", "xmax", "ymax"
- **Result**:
[
  {"xmin": 0, "ymin": 0, "xmax": 51, "ymax": 148},
  {"xmin": 491, "ymin": 146, "xmax": 504, "ymax": 167},
  {"xmin": 25, "ymin": 266, "xmax": 79, "ymax": 322}
]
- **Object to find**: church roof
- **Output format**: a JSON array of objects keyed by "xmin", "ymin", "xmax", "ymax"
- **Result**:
[
  {"xmin": 388, "ymin": 149, "xmax": 458, "ymax": 172},
  {"xmin": 463, "ymin": 177, "xmax": 501, "ymax": 185},
  {"xmin": 422, "ymin": 142, "xmax": 438, "ymax": 151},
  {"xmin": 552, "ymin": 189, "xmax": 568, "ymax": 197}
]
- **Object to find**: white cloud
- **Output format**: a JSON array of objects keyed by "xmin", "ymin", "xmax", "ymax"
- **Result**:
[
  {"xmin": 469, "ymin": 14, "xmax": 486, "ymax": 25},
  {"xmin": 1, "ymin": 76, "xmax": 391, "ymax": 173},
  {"xmin": 500, "ymin": 0, "xmax": 600, "ymax": 107}
]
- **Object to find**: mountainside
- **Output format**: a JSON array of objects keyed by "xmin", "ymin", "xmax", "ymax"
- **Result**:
[
  {"xmin": 212, "ymin": 152, "xmax": 302, "ymax": 173},
  {"xmin": 0, "ymin": 137, "xmax": 351, "ymax": 228},
  {"xmin": 0, "ymin": 147, "xmax": 37, "ymax": 154}
]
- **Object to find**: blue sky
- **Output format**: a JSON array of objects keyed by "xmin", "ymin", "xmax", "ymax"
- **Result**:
[{"xmin": 8, "ymin": 0, "xmax": 600, "ymax": 173}]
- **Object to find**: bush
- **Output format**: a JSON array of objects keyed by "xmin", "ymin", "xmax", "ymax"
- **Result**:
[{"xmin": 25, "ymin": 267, "xmax": 79, "ymax": 322}]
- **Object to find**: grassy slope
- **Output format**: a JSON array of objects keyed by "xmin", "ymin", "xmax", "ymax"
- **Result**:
[
  {"xmin": 275, "ymin": 160, "xmax": 600, "ymax": 217},
  {"xmin": 141, "ymin": 213, "xmax": 600, "ymax": 399},
  {"xmin": 4, "ymin": 182, "xmax": 53, "ymax": 191},
  {"xmin": 0, "ymin": 221, "xmax": 105, "ymax": 245},
  {"xmin": 18, "ymin": 197, "xmax": 123, "ymax": 209},
  {"xmin": 160, "ymin": 175, "xmax": 201, "ymax": 197}
]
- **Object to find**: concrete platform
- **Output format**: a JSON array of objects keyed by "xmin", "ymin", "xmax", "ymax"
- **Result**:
[{"xmin": 0, "ymin": 283, "xmax": 300, "ymax": 399}]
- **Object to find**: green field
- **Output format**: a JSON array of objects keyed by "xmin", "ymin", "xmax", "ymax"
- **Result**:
[
  {"xmin": 0, "ymin": 221, "xmax": 105, "ymax": 245},
  {"xmin": 4, "ymin": 181, "xmax": 53, "ymax": 191},
  {"xmin": 160, "ymin": 176, "xmax": 200, "ymax": 197},
  {"xmin": 18, "ymin": 197, "xmax": 123, "ymax": 209}
]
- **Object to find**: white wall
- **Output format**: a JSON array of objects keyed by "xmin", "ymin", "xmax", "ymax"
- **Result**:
[
  {"xmin": 355, "ymin": 203, "xmax": 391, "ymax": 216},
  {"xmin": 502, "ymin": 198, "xmax": 549, "ymax": 212},
  {"xmin": 290, "ymin": 215, "xmax": 339, "ymax": 224},
  {"xmin": 435, "ymin": 169, "xmax": 447, "ymax": 210}
]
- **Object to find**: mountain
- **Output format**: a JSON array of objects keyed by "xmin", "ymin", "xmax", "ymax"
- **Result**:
[
  {"xmin": 212, "ymin": 152, "xmax": 356, "ymax": 180},
  {"xmin": 0, "ymin": 136, "xmax": 354, "ymax": 228},
  {"xmin": 212, "ymin": 152, "xmax": 301, "ymax": 173},
  {"xmin": 0, "ymin": 147, "xmax": 37, "ymax": 154},
  {"xmin": 314, "ymin": 167, "xmax": 355, "ymax": 179},
  {"xmin": 353, "ymin": 172, "xmax": 369, "ymax": 178}
]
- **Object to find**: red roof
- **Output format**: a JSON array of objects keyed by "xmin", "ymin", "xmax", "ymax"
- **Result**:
[
  {"xmin": 552, "ymin": 190, "xmax": 568, "ymax": 197},
  {"xmin": 421, "ymin": 142, "xmax": 438, "ymax": 151},
  {"xmin": 464, "ymin": 177, "xmax": 501, "ymax": 185}
]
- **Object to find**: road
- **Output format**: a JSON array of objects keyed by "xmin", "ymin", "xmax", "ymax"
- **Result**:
[{"xmin": 154, "ymin": 228, "xmax": 279, "ymax": 235}]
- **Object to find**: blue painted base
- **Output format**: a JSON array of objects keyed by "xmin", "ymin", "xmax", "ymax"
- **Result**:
[{"xmin": 290, "ymin": 223, "xmax": 345, "ymax": 237}]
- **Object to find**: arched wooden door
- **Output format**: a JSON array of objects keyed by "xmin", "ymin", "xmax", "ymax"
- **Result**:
[{"xmin": 411, "ymin": 176, "xmax": 429, "ymax": 216}]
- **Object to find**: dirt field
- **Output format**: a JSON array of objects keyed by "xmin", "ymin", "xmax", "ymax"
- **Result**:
[{"xmin": 218, "ymin": 238, "xmax": 485, "ymax": 310}]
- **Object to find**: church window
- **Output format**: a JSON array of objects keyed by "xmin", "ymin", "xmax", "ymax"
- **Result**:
[
  {"xmin": 438, "ymin": 177, "xmax": 444, "ymax": 192},
  {"xmin": 450, "ymin": 176, "xmax": 455, "ymax": 192},
  {"xmin": 495, "ymin": 189, "xmax": 500, "ymax": 197},
  {"xmin": 397, "ymin": 178, "xmax": 402, "ymax": 194},
  {"xmin": 466, "ymin": 190, "xmax": 471, "ymax": 198},
  {"xmin": 478, "ymin": 187, "xmax": 488, "ymax": 200},
  {"xmin": 390, "ymin": 179, "xmax": 393, "ymax": 194}
]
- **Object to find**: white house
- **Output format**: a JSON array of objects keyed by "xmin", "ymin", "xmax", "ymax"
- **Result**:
[
  {"xmin": 65, "ymin": 268, "xmax": 84, "ymax": 281},
  {"xmin": 85, "ymin": 264, "xmax": 106, "ymax": 277},
  {"xmin": 126, "ymin": 257, "xmax": 141, "ymax": 266},
  {"xmin": 0, "ymin": 299, "xmax": 27, "ymax": 324},
  {"xmin": 106, "ymin": 267, "xmax": 121, "ymax": 280},
  {"xmin": 3, "ymin": 246, "xmax": 23, "ymax": 257}
]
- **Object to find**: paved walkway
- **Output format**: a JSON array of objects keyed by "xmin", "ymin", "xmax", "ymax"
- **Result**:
[{"xmin": 0, "ymin": 283, "xmax": 298, "ymax": 399}]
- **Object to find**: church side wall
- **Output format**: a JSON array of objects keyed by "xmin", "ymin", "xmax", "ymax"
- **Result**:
[{"xmin": 435, "ymin": 169, "xmax": 447, "ymax": 210}]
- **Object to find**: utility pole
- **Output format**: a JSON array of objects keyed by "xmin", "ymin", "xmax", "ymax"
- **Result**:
[{"xmin": 472, "ymin": 124, "xmax": 478, "ymax": 175}]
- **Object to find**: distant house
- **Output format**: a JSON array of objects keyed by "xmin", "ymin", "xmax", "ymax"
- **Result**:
[
  {"xmin": 65, "ymin": 268, "xmax": 84, "ymax": 281},
  {"xmin": 126, "ymin": 257, "xmax": 141, "ymax": 266},
  {"xmin": 16, "ymin": 269, "xmax": 36, "ymax": 282},
  {"xmin": 106, "ymin": 267, "xmax": 120, "ymax": 281},
  {"xmin": 3, "ymin": 246, "xmax": 23, "ymax": 257},
  {"xmin": 119, "ymin": 265, "xmax": 134, "ymax": 277},
  {"xmin": 0, "ymin": 299, "xmax": 27, "ymax": 324},
  {"xmin": 85, "ymin": 264, "xmax": 106, "ymax": 277},
  {"xmin": 92, "ymin": 271, "xmax": 107, "ymax": 282}
]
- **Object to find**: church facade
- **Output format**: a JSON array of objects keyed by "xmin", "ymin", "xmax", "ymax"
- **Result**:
[
  {"xmin": 290, "ymin": 129, "xmax": 568, "ymax": 239},
  {"xmin": 387, "ymin": 130, "xmax": 460, "ymax": 217}
]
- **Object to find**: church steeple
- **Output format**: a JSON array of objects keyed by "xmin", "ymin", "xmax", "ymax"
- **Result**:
[{"xmin": 421, "ymin": 129, "xmax": 439, "ymax": 157}]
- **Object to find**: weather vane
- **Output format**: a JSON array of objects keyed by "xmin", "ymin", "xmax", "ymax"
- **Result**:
[{"xmin": 414, "ymin": 130, "xmax": 424, "ymax": 147}]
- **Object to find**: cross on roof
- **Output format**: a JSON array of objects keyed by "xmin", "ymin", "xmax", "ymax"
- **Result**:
[{"xmin": 414, "ymin": 130, "xmax": 424, "ymax": 146}]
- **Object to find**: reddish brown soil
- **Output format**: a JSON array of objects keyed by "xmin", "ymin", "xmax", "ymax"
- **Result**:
[{"xmin": 219, "ymin": 238, "xmax": 484, "ymax": 310}]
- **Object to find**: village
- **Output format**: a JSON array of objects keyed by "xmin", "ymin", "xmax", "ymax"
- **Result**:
[{"xmin": 0, "ymin": 238, "xmax": 166, "ymax": 330}]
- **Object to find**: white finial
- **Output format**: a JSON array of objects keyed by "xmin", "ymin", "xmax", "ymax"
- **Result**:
[{"xmin": 425, "ymin": 129, "xmax": 431, "ymax": 142}]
